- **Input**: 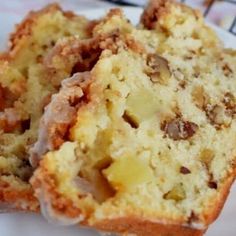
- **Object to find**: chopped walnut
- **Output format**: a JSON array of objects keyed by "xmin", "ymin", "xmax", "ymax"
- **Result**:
[
  {"xmin": 180, "ymin": 166, "xmax": 191, "ymax": 174},
  {"xmin": 122, "ymin": 111, "xmax": 138, "ymax": 129},
  {"xmin": 161, "ymin": 118, "xmax": 198, "ymax": 140},
  {"xmin": 179, "ymin": 80, "xmax": 186, "ymax": 89},
  {"xmin": 222, "ymin": 64, "xmax": 233, "ymax": 76},
  {"xmin": 208, "ymin": 181, "xmax": 217, "ymax": 189},
  {"xmin": 223, "ymin": 92, "xmax": 236, "ymax": 117},
  {"xmin": 187, "ymin": 211, "xmax": 200, "ymax": 226},
  {"xmin": 147, "ymin": 54, "xmax": 171, "ymax": 85},
  {"xmin": 205, "ymin": 104, "xmax": 231, "ymax": 128}
]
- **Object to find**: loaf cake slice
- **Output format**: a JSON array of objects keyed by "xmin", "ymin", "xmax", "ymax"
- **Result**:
[
  {"xmin": 0, "ymin": 4, "xmax": 91, "ymax": 211},
  {"xmin": 30, "ymin": 2, "xmax": 236, "ymax": 235}
]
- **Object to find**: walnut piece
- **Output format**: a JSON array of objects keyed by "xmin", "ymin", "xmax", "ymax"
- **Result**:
[
  {"xmin": 208, "ymin": 181, "xmax": 217, "ymax": 189},
  {"xmin": 147, "ymin": 54, "xmax": 171, "ymax": 85},
  {"xmin": 223, "ymin": 92, "xmax": 236, "ymax": 117},
  {"xmin": 205, "ymin": 104, "xmax": 231, "ymax": 128},
  {"xmin": 161, "ymin": 118, "xmax": 198, "ymax": 140},
  {"xmin": 180, "ymin": 166, "xmax": 191, "ymax": 174}
]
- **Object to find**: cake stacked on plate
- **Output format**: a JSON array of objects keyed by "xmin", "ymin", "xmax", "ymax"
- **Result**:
[
  {"xmin": 0, "ymin": 3, "xmax": 91, "ymax": 211},
  {"xmin": 0, "ymin": 1, "xmax": 235, "ymax": 235}
]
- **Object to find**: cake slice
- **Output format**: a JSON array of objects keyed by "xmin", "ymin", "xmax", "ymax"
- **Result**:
[
  {"xmin": 0, "ymin": 4, "xmax": 91, "ymax": 211},
  {"xmin": 30, "ymin": 2, "xmax": 236, "ymax": 235}
]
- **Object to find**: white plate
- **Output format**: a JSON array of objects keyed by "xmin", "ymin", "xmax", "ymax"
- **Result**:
[{"xmin": 0, "ymin": 7, "xmax": 235, "ymax": 236}]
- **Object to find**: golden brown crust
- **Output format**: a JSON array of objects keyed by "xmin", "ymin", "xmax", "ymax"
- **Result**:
[
  {"xmin": 9, "ymin": 4, "xmax": 58, "ymax": 55},
  {"xmin": 8, "ymin": 4, "xmax": 77, "ymax": 57},
  {"xmin": 32, "ymin": 168, "xmax": 235, "ymax": 235},
  {"xmin": 202, "ymin": 171, "xmax": 236, "ymax": 225},
  {"xmin": 0, "ymin": 179, "xmax": 38, "ymax": 212},
  {"xmin": 31, "ymin": 163, "xmax": 83, "ymax": 220},
  {"xmin": 141, "ymin": 0, "xmax": 200, "ymax": 30},
  {"xmin": 94, "ymin": 170, "xmax": 235, "ymax": 235},
  {"xmin": 44, "ymin": 31, "xmax": 144, "ymax": 87},
  {"xmin": 107, "ymin": 8, "xmax": 124, "ymax": 18},
  {"xmin": 29, "ymin": 72, "xmax": 92, "ymax": 167},
  {"xmin": 94, "ymin": 217, "xmax": 205, "ymax": 236},
  {"xmin": 140, "ymin": 0, "xmax": 173, "ymax": 30},
  {"xmin": 43, "ymin": 36, "xmax": 102, "ymax": 87},
  {"xmin": 30, "ymin": 72, "xmax": 97, "ymax": 220},
  {"xmin": 0, "ymin": 58, "xmax": 36, "ymax": 211},
  {"xmin": 85, "ymin": 20, "xmax": 100, "ymax": 37},
  {"xmin": 0, "ymin": 3, "xmax": 90, "ymax": 213},
  {"xmin": 0, "ymin": 53, "xmax": 10, "ymax": 61},
  {"xmin": 32, "ymin": 160, "xmax": 207, "ymax": 234}
]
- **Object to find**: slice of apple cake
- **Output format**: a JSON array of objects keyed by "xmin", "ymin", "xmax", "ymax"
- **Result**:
[
  {"xmin": 0, "ymin": 4, "xmax": 91, "ymax": 211},
  {"xmin": 30, "ymin": 4, "xmax": 236, "ymax": 234}
]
